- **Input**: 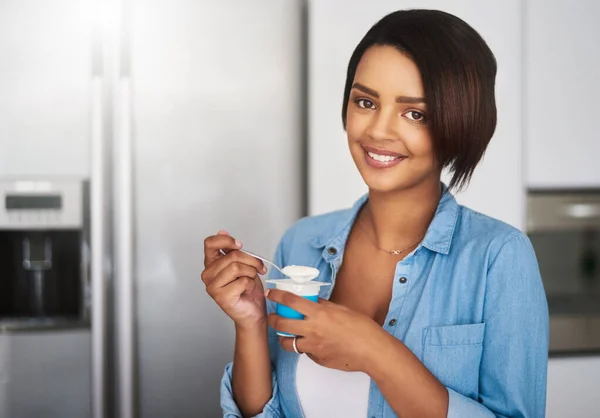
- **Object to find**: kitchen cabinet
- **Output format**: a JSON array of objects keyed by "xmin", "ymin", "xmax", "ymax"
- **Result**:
[
  {"xmin": 308, "ymin": 0, "xmax": 525, "ymax": 230},
  {"xmin": 0, "ymin": 0, "xmax": 92, "ymax": 178},
  {"xmin": 524, "ymin": 0, "xmax": 600, "ymax": 189},
  {"xmin": 0, "ymin": 337, "xmax": 7, "ymax": 418}
]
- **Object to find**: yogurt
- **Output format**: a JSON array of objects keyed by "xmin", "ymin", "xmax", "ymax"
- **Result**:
[{"xmin": 281, "ymin": 265, "xmax": 320, "ymax": 283}]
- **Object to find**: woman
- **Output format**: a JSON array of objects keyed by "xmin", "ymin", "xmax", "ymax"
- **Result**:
[{"xmin": 201, "ymin": 9, "xmax": 548, "ymax": 418}]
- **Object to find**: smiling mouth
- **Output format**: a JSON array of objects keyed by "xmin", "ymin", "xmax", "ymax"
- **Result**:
[
  {"xmin": 362, "ymin": 145, "xmax": 407, "ymax": 168},
  {"xmin": 367, "ymin": 151, "xmax": 401, "ymax": 162}
]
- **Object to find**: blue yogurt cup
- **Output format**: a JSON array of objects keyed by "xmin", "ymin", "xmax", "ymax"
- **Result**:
[
  {"xmin": 265, "ymin": 279, "xmax": 330, "ymax": 337},
  {"xmin": 275, "ymin": 294, "xmax": 319, "ymax": 337}
]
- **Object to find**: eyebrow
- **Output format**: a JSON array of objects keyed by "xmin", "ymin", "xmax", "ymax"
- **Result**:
[{"xmin": 351, "ymin": 82, "xmax": 426, "ymax": 104}]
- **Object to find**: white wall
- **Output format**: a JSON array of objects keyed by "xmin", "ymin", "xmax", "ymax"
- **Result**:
[
  {"xmin": 524, "ymin": 0, "xmax": 600, "ymax": 189},
  {"xmin": 547, "ymin": 356, "xmax": 600, "ymax": 418},
  {"xmin": 308, "ymin": 0, "xmax": 524, "ymax": 230}
]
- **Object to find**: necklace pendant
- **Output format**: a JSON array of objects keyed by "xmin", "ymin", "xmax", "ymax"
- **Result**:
[{"xmin": 390, "ymin": 249, "xmax": 402, "ymax": 255}]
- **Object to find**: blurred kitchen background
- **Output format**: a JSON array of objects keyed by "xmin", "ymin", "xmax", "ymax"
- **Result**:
[{"xmin": 0, "ymin": 0, "xmax": 598, "ymax": 417}]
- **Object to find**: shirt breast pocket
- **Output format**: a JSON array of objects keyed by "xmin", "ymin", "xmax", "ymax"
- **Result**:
[{"xmin": 422, "ymin": 323, "xmax": 485, "ymax": 400}]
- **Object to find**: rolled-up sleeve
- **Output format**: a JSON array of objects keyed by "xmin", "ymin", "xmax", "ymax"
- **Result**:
[
  {"xmin": 447, "ymin": 387, "xmax": 495, "ymax": 417},
  {"xmin": 220, "ymin": 362, "xmax": 282, "ymax": 418},
  {"xmin": 219, "ymin": 236, "xmax": 289, "ymax": 417},
  {"xmin": 447, "ymin": 232, "xmax": 549, "ymax": 418}
]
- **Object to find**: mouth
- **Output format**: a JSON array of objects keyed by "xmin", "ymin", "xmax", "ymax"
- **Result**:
[{"xmin": 361, "ymin": 145, "xmax": 407, "ymax": 169}]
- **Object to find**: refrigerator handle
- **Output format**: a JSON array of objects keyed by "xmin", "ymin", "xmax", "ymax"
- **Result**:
[
  {"xmin": 90, "ymin": 75, "xmax": 107, "ymax": 418},
  {"xmin": 115, "ymin": 76, "xmax": 135, "ymax": 418}
]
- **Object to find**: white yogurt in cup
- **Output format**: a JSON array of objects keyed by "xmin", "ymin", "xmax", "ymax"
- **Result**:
[{"xmin": 280, "ymin": 265, "xmax": 320, "ymax": 283}]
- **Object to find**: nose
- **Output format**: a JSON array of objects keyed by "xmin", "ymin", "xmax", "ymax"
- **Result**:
[{"xmin": 365, "ymin": 108, "xmax": 397, "ymax": 142}]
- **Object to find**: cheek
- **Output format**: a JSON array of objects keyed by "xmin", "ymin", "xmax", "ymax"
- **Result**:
[
  {"xmin": 404, "ymin": 129, "xmax": 435, "ymax": 159},
  {"xmin": 345, "ymin": 113, "xmax": 366, "ymax": 142}
]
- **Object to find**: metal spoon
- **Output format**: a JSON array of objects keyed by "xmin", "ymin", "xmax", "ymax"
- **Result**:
[{"xmin": 220, "ymin": 248, "xmax": 320, "ymax": 283}]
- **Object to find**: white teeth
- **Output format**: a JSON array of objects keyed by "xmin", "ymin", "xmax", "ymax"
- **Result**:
[{"xmin": 368, "ymin": 151, "xmax": 398, "ymax": 162}]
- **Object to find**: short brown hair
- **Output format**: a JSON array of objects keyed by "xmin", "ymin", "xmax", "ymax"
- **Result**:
[{"xmin": 342, "ymin": 9, "xmax": 497, "ymax": 190}]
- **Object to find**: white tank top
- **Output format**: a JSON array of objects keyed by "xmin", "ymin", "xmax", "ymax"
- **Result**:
[{"xmin": 296, "ymin": 354, "xmax": 371, "ymax": 417}]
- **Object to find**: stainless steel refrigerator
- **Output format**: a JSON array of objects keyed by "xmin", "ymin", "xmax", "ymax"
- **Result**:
[{"xmin": 0, "ymin": 0, "xmax": 304, "ymax": 417}]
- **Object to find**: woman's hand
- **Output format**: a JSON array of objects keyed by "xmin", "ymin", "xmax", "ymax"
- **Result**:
[
  {"xmin": 202, "ymin": 230, "xmax": 268, "ymax": 330},
  {"xmin": 266, "ymin": 288, "xmax": 385, "ymax": 372}
]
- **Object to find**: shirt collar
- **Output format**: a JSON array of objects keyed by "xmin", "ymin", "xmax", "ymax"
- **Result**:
[{"xmin": 309, "ymin": 183, "xmax": 459, "ymax": 255}]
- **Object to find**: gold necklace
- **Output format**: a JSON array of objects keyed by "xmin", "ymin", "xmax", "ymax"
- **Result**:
[{"xmin": 356, "ymin": 214, "xmax": 424, "ymax": 256}]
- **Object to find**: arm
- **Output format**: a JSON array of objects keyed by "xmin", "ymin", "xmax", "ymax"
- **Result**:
[
  {"xmin": 220, "ymin": 236, "xmax": 288, "ymax": 418},
  {"xmin": 221, "ymin": 321, "xmax": 283, "ymax": 418},
  {"xmin": 367, "ymin": 233, "xmax": 549, "ymax": 418},
  {"xmin": 475, "ymin": 233, "xmax": 548, "ymax": 417},
  {"xmin": 366, "ymin": 331, "xmax": 449, "ymax": 417},
  {"xmin": 231, "ymin": 321, "xmax": 273, "ymax": 417}
]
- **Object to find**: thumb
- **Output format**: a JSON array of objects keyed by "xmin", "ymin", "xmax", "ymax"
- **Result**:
[
  {"xmin": 318, "ymin": 297, "xmax": 335, "ymax": 306},
  {"xmin": 248, "ymin": 275, "xmax": 265, "ymax": 296}
]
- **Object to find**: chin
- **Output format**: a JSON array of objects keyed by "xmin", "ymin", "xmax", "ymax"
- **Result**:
[
  {"xmin": 356, "ymin": 161, "xmax": 438, "ymax": 194},
  {"xmin": 354, "ymin": 164, "xmax": 410, "ymax": 192},
  {"xmin": 363, "ymin": 175, "xmax": 416, "ymax": 194}
]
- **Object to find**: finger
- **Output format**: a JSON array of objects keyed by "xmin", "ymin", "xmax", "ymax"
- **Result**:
[
  {"xmin": 222, "ymin": 250, "xmax": 266, "ymax": 275},
  {"xmin": 242, "ymin": 275, "xmax": 258, "ymax": 294},
  {"xmin": 206, "ymin": 262, "xmax": 260, "ymax": 294},
  {"xmin": 265, "ymin": 289, "xmax": 318, "ymax": 317},
  {"xmin": 202, "ymin": 250, "xmax": 266, "ymax": 285},
  {"xmin": 213, "ymin": 276, "xmax": 256, "ymax": 307},
  {"xmin": 279, "ymin": 336, "xmax": 307, "ymax": 354},
  {"xmin": 216, "ymin": 231, "xmax": 234, "ymax": 256},
  {"xmin": 203, "ymin": 233, "xmax": 243, "ymax": 267},
  {"xmin": 268, "ymin": 313, "xmax": 309, "ymax": 336},
  {"xmin": 243, "ymin": 270, "xmax": 265, "ymax": 292}
]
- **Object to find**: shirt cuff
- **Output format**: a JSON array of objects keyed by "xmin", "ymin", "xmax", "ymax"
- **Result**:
[
  {"xmin": 447, "ymin": 387, "xmax": 495, "ymax": 418},
  {"xmin": 220, "ymin": 362, "xmax": 281, "ymax": 418}
]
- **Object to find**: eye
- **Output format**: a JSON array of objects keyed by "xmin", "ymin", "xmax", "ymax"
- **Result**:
[
  {"xmin": 404, "ymin": 110, "xmax": 426, "ymax": 123},
  {"xmin": 354, "ymin": 98, "xmax": 376, "ymax": 110}
]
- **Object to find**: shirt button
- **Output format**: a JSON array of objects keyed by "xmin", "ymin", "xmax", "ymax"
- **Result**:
[
  {"xmin": 327, "ymin": 247, "xmax": 337, "ymax": 255},
  {"xmin": 399, "ymin": 276, "xmax": 407, "ymax": 284},
  {"xmin": 388, "ymin": 319, "xmax": 397, "ymax": 326}
]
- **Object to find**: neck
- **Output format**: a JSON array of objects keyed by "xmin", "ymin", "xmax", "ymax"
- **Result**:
[{"xmin": 362, "ymin": 178, "xmax": 442, "ymax": 252}]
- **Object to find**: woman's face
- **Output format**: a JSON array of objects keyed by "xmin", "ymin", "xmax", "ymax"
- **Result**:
[{"xmin": 346, "ymin": 45, "xmax": 440, "ymax": 193}]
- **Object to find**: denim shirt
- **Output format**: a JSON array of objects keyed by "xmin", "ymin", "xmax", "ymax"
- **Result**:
[{"xmin": 221, "ymin": 187, "xmax": 549, "ymax": 418}]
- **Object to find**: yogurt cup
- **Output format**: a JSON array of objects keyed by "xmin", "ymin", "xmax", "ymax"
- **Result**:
[{"xmin": 265, "ymin": 277, "xmax": 330, "ymax": 337}]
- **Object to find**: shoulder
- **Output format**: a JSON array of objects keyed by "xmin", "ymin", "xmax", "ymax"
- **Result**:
[
  {"xmin": 454, "ymin": 206, "xmax": 543, "ymax": 303},
  {"xmin": 456, "ymin": 204, "xmax": 522, "ymax": 244},
  {"xmin": 453, "ymin": 204, "xmax": 533, "ymax": 266}
]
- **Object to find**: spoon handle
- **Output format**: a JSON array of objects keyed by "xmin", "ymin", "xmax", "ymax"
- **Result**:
[
  {"xmin": 240, "ymin": 249, "xmax": 285, "ymax": 275},
  {"xmin": 219, "ymin": 248, "xmax": 284, "ymax": 275}
]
